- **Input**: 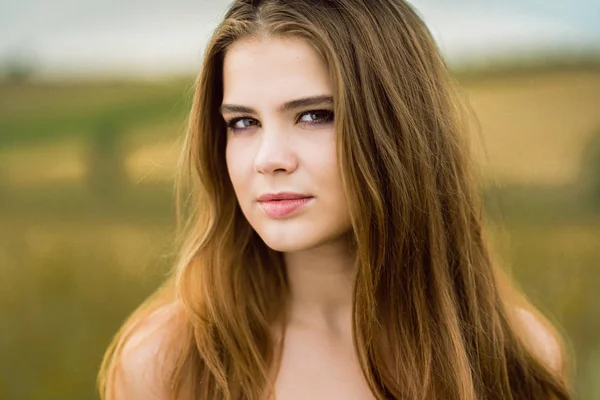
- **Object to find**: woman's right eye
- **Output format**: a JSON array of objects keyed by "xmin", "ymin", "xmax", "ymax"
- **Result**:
[{"xmin": 225, "ymin": 117, "xmax": 259, "ymax": 132}]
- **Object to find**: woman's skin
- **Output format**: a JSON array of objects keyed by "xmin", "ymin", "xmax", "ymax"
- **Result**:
[{"xmin": 222, "ymin": 36, "xmax": 373, "ymax": 399}]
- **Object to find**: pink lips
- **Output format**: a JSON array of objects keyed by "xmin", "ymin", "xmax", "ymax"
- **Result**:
[{"xmin": 257, "ymin": 192, "xmax": 314, "ymax": 218}]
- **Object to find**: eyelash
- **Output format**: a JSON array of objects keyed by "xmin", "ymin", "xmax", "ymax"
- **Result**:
[{"xmin": 224, "ymin": 109, "xmax": 334, "ymax": 133}]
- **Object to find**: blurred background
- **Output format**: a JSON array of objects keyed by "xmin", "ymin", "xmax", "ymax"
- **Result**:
[{"xmin": 1, "ymin": 0, "xmax": 599, "ymax": 399}]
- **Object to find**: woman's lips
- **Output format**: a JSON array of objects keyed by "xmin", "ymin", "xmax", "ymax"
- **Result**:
[{"xmin": 258, "ymin": 197, "xmax": 314, "ymax": 218}]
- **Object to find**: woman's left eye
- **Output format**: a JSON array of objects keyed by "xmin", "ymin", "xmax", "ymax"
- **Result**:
[{"xmin": 298, "ymin": 110, "xmax": 334, "ymax": 125}]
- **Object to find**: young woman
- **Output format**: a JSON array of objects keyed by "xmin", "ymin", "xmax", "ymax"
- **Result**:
[{"xmin": 99, "ymin": 0, "xmax": 572, "ymax": 399}]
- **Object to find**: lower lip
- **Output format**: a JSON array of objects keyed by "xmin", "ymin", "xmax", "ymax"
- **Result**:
[{"xmin": 258, "ymin": 197, "xmax": 314, "ymax": 218}]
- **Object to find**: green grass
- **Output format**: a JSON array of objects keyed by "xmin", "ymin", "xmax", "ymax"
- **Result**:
[
  {"xmin": 0, "ymin": 217, "xmax": 173, "ymax": 399},
  {"xmin": 0, "ymin": 79, "xmax": 192, "ymax": 149}
]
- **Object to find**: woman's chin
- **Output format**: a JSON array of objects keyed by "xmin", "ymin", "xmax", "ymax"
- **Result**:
[
  {"xmin": 258, "ymin": 234, "xmax": 315, "ymax": 253},
  {"xmin": 255, "ymin": 225, "xmax": 352, "ymax": 254}
]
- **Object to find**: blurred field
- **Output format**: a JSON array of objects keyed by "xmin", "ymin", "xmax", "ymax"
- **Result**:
[
  {"xmin": 1, "ymin": 65, "xmax": 600, "ymax": 399},
  {"xmin": 466, "ymin": 70, "xmax": 600, "ymax": 185}
]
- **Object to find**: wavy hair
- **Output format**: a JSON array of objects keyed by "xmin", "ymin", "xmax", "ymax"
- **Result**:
[{"xmin": 99, "ymin": 0, "xmax": 572, "ymax": 398}]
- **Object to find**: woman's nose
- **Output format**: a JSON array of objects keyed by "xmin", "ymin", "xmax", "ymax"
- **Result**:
[{"xmin": 253, "ymin": 130, "xmax": 298, "ymax": 175}]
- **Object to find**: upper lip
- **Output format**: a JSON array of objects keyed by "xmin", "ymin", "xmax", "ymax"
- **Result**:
[{"xmin": 257, "ymin": 192, "xmax": 313, "ymax": 201}]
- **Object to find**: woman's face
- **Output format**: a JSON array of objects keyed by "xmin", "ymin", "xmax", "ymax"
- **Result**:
[{"xmin": 221, "ymin": 36, "xmax": 351, "ymax": 253}]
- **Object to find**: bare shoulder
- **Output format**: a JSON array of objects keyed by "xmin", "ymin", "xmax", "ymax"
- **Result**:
[
  {"xmin": 111, "ymin": 301, "xmax": 183, "ymax": 400},
  {"xmin": 515, "ymin": 307, "xmax": 564, "ymax": 374}
]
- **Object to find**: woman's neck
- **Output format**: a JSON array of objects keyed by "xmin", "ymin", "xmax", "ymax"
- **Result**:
[{"xmin": 283, "ymin": 236, "xmax": 356, "ymax": 335}]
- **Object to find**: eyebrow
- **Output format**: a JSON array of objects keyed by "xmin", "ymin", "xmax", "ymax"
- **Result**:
[{"xmin": 219, "ymin": 95, "xmax": 333, "ymax": 115}]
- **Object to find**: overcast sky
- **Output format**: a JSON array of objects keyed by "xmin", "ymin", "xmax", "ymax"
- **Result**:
[{"xmin": 1, "ymin": 0, "xmax": 599, "ymax": 77}]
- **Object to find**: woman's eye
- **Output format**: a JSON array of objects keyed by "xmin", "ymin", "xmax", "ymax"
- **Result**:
[
  {"xmin": 298, "ymin": 110, "xmax": 334, "ymax": 124},
  {"xmin": 226, "ymin": 117, "xmax": 259, "ymax": 131}
]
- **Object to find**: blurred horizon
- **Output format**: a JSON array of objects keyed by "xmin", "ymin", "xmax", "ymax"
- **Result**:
[{"xmin": 1, "ymin": 0, "xmax": 600, "ymax": 79}]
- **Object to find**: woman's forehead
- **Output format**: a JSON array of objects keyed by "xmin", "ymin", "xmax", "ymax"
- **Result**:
[{"xmin": 222, "ymin": 37, "xmax": 332, "ymax": 109}]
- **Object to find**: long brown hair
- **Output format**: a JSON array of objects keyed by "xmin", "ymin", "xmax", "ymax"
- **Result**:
[{"xmin": 99, "ymin": 0, "xmax": 572, "ymax": 398}]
